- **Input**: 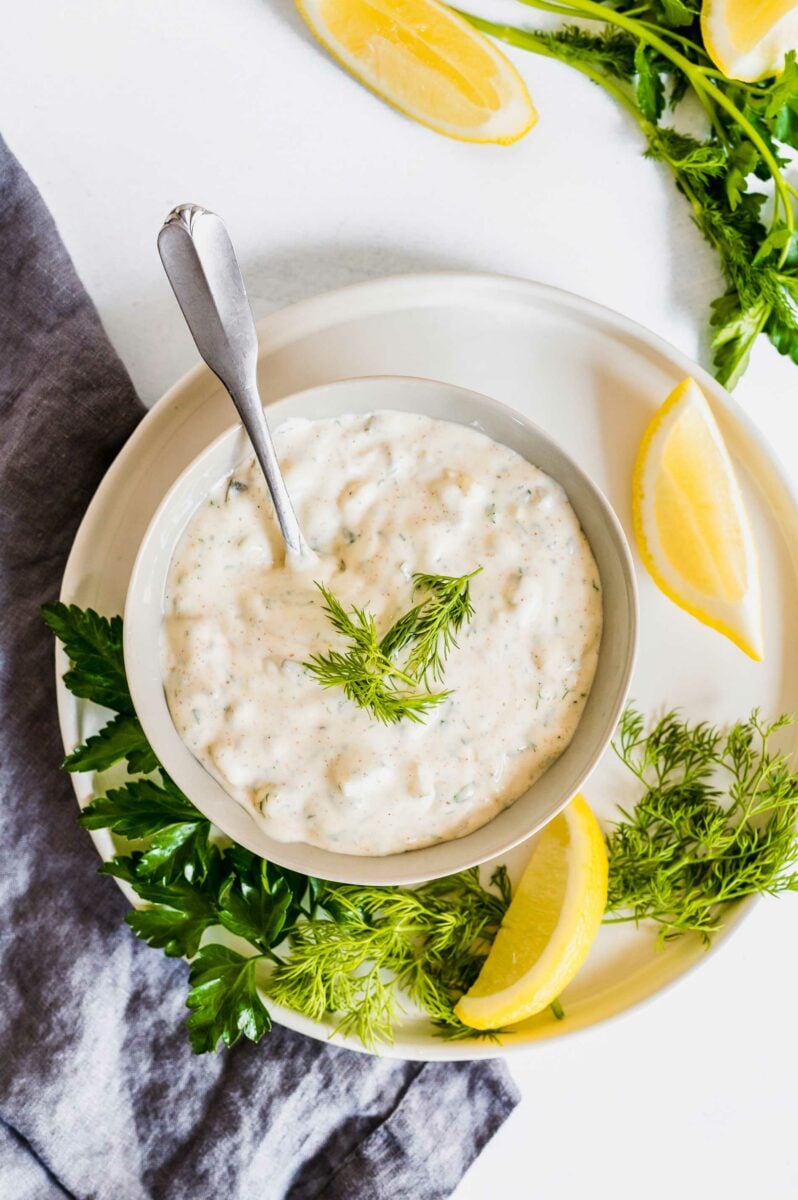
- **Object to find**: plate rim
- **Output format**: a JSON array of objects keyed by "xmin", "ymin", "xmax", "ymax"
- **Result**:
[{"xmin": 56, "ymin": 270, "xmax": 798, "ymax": 1060}]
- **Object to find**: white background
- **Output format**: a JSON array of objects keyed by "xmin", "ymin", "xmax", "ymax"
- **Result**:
[{"xmin": 3, "ymin": 2, "xmax": 798, "ymax": 1197}]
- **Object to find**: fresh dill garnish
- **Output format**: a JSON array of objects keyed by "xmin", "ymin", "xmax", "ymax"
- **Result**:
[
  {"xmin": 44, "ymin": 602, "xmax": 507, "ymax": 1052},
  {"xmin": 606, "ymin": 707, "xmax": 798, "ymax": 943},
  {"xmin": 459, "ymin": 1, "xmax": 798, "ymax": 389},
  {"xmin": 304, "ymin": 569, "xmax": 481, "ymax": 723},
  {"xmin": 46, "ymin": 605, "xmax": 798, "ymax": 1055},
  {"xmin": 267, "ymin": 867, "xmax": 512, "ymax": 1047},
  {"xmin": 403, "ymin": 568, "xmax": 482, "ymax": 684},
  {"xmin": 303, "ymin": 583, "xmax": 451, "ymax": 724}
]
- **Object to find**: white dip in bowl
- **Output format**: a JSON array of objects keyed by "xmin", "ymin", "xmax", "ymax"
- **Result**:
[{"xmin": 161, "ymin": 409, "xmax": 602, "ymax": 857}]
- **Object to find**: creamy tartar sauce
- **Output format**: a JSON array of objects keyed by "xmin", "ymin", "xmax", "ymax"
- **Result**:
[{"xmin": 162, "ymin": 411, "xmax": 603, "ymax": 856}]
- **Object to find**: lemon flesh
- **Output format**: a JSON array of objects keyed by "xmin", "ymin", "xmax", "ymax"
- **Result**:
[
  {"xmin": 632, "ymin": 376, "xmax": 763, "ymax": 660},
  {"xmin": 296, "ymin": 0, "xmax": 537, "ymax": 143},
  {"xmin": 702, "ymin": 0, "xmax": 798, "ymax": 81},
  {"xmin": 454, "ymin": 795, "xmax": 608, "ymax": 1030}
]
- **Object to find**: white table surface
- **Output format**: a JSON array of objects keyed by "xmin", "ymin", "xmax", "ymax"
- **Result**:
[{"xmin": 3, "ymin": 2, "xmax": 798, "ymax": 1196}]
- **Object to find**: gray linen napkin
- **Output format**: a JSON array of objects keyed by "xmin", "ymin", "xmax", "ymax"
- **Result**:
[{"xmin": 0, "ymin": 134, "xmax": 519, "ymax": 1199}]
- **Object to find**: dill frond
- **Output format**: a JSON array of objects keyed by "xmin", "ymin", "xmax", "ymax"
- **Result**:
[
  {"xmin": 404, "ymin": 568, "xmax": 482, "ymax": 684},
  {"xmin": 304, "ymin": 569, "xmax": 480, "ymax": 722},
  {"xmin": 607, "ymin": 708, "xmax": 798, "ymax": 942},
  {"xmin": 267, "ymin": 867, "xmax": 511, "ymax": 1047}
]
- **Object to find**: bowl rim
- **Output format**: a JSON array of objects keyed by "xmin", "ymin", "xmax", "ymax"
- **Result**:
[{"xmin": 124, "ymin": 373, "xmax": 638, "ymax": 884}]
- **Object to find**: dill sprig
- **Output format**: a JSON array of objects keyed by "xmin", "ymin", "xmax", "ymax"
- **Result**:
[
  {"xmin": 403, "ymin": 568, "xmax": 482, "ymax": 683},
  {"xmin": 304, "ymin": 569, "xmax": 481, "ymax": 723},
  {"xmin": 303, "ymin": 583, "xmax": 451, "ymax": 724},
  {"xmin": 51, "ymin": 604, "xmax": 798, "ymax": 1056},
  {"xmin": 46, "ymin": 603, "xmax": 509, "ymax": 1052},
  {"xmin": 267, "ymin": 867, "xmax": 512, "ymax": 1046},
  {"xmin": 606, "ymin": 707, "xmax": 798, "ymax": 943}
]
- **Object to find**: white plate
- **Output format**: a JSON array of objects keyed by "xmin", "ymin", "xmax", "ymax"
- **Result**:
[{"xmin": 57, "ymin": 273, "xmax": 798, "ymax": 1060}]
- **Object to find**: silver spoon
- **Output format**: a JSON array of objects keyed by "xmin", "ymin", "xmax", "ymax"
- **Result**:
[{"xmin": 158, "ymin": 204, "xmax": 308, "ymax": 559}]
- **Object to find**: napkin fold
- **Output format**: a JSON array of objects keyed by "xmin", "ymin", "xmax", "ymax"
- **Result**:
[{"xmin": 0, "ymin": 133, "xmax": 519, "ymax": 1200}]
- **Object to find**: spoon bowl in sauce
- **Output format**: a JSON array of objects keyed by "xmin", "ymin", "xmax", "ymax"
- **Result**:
[{"xmin": 125, "ymin": 375, "xmax": 637, "ymax": 886}]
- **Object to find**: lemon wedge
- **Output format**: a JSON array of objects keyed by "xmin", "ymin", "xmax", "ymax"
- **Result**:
[
  {"xmin": 632, "ymin": 377, "xmax": 763, "ymax": 660},
  {"xmin": 454, "ymin": 795, "xmax": 607, "ymax": 1030},
  {"xmin": 702, "ymin": 0, "xmax": 798, "ymax": 81},
  {"xmin": 295, "ymin": 0, "xmax": 537, "ymax": 144}
]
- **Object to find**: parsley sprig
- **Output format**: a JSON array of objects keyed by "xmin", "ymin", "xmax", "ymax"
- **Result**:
[
  {"xmin": 45, "ymin": 605, "xmax": 798, "ymax": 1053},
  {"xmin": 46, "ymin": 602, "xmax": 505, "ymax": 1052},
  {"xmin": 460, "ymin": 0, "xmax": 798, "ymax": 387},
  {"xmin": 42, "ymin": 602, "xmax": 132, "ymax": 714},
  {"xmin": 304, "ymin": 568, "xmax": 481, "ymax": 723}
]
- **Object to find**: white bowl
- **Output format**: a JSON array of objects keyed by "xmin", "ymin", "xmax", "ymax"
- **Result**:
[{"xmin": 124, "ymin": 375, "xmax": 637, "ymax": 884}]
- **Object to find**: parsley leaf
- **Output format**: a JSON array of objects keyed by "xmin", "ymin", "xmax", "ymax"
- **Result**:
[
  {"xmin": 765, "ymin": 273, "xmax": 798, "ymax": 366},
  {"xmin": 461, "ymin": 1, "xmax": 798, "ymax": 389},
  {"xmin": 724, "ymin": 141, "xmax": 760, "ymax": 212},
  {"xmin": 42, "ymin": 603, "xmax": 133, "ymax": 714},
  {"xmin": 136, "ymin": 822, "xmax": 215, "ymax": 886},
  {"xmin": 217, "ymin": 851, "xmax": 299, "ymax": 951},
  {"xmin": 634, "ymin": 44, "xmax": 665, "ymax": 123},
  {"xmin": 110, "ymin": 871, "xmax": 220, "ymax": 957},
  {"xmin": 749, "ymin": 50, "xmax": 798, "ymax": 152},
  {"xmin": 656, "ymin": 0, "xmax": 698, "ymax": 27},
  {"xmin": 79, "ymin": 775, "xmax": 205, "ymax": 839},
  {"xmin": 63, "ymin": 712, "xmax": 157, "ymax": 775},
  {"xmin": 47, "ymin": 603, "xmax": 512, "ymax": 1054},
  {"xmin": 82, "ymin": 777, "xmax": 213, "ymax": 885},
  {"xmin": 710, "ymin": 291, "xmax": 771, "ymax": 388},
  {"xmin": 186, "ymin": 945, "xmax": 272, "ymax": 1054}
]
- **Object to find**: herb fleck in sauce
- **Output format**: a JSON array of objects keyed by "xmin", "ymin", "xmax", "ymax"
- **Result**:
[{"xmin": 162, "ymin": 411, "xmax": 602, "ymax": 856}]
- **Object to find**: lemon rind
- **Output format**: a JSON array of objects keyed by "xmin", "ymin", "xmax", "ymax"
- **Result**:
[
  {"xmin": 632, "ymin": 377, "xmax": 764, "ymax": 663},
  {"xmin": 454, "ymin": 796, "xmax": 608, "ymax": 1030},
  {"xmin": 295, "ymin": 0, "xmax": 537, "ymax": 145},
  {"xmin": 701, "ymin": 1, "xmax": 798, "ymax": 83}
]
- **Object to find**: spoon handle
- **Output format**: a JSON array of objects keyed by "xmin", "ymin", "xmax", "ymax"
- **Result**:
[{"xmin": 158, "ymin": 204, "xmax": 306, "ymax": 557}]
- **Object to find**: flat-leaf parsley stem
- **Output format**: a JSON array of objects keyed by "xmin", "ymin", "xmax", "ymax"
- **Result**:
[
  {"xmin": 458, "ymin": 0, "xmax": 798, "ymax": 386},
  {"xmin": 516, "ymin": 0, "xmax": 794, "ymax": 250}
]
